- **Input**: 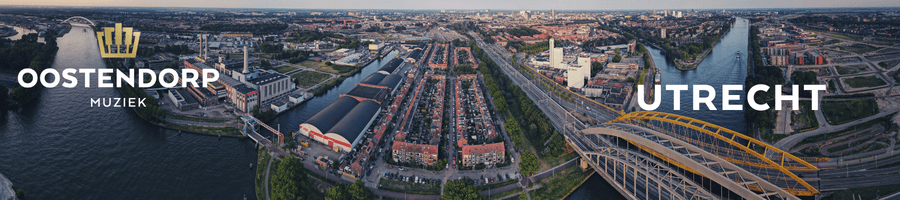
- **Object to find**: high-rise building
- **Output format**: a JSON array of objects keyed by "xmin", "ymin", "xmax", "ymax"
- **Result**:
[
  {"xmin": 660, "ymin": 28, "xmax": 667, "ymax": 39},
  {"xmin": 567, "ymin": 65, "xmax": 585, "ymax": 88},
  {"xmin": 549, "ymin": 39, "xmax": 564, "ymax": 69},
  {"xmin": 578, "ymin": 56, "xmax": 592, "ymax": 79}
]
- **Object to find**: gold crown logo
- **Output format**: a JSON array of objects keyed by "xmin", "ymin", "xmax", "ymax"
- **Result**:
[{"xmin": 96, "ymin": 23, "xmax": 141, "ymax": 58}]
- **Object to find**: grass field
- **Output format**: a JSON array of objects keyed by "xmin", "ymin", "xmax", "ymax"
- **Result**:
[
  {"xmin": 835, "ymin": 65, "xmax": 869, "ymax": 75},
  {"xmin": 839, "ymin": 44, "xmax": 880, "ymax": 54},
  {"xmin": 821, "ymin": 99, "xmax": 879, "ymax": 125},
  {"xmin": 163, "ymin": 123, "xmax": 242, "ymax": 136},
  {"xmin": 274, "ymin": 65, "xmax": 297, "ymax": 74},
  {"xmin": 791, "ymin": 101, "xmax": 818, "ymax": 132},
  {"xmin": 377, "ymin": 178, "xmax": 441, "ymax": 195},
  {"xmin": 298, "ymin": 60, "xmax": 358, "ymax": 75},
  {"xmin": 843, "ymin": 75, "xmax": 887, "ymax": 88},
  {"xmin": 831, "ymin": 180, "xmax": 900, "ymax": 200},
  {"xmin": 879, "ymin": 59, "xmax": 900, "ymax": 69},
  {"xmin": 292, "ymin": 70, "xmax": 331, "ymax": 88},
  {"xmin": 527, "ymin": 165, "xmax": 593, "ymax": 200},
  {"xmin": 255, "ymin": 148, "xmax": 271, "ymax": 200}
]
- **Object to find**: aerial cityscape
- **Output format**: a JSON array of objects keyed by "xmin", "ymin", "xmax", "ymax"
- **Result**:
[{"xmin": 1, "ymin": 1, "xmax": 900, "ymax": 200}]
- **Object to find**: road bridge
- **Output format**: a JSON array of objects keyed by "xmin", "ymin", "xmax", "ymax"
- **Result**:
[{"xmin": 240, "ymin": 114, "xmax": 289, "ymax": 157}]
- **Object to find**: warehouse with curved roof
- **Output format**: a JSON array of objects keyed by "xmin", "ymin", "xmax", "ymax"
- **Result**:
[
  {"xmin": 359, "ymin": 73, "xmax": 386, "ymax": 85},
  {"xmin": 298, "ymin": 54, "xmax": 410, "ymax": 152},
  {"xmin": 298, "ymin": 96, "xmax": 360, "ymax": 151},
  {"xmin": 323, "ymin": 100, "xmax": 382, "ymax": 152},
  {"xmin": 377, "ymin": 58, "xmax": 403, "ymax": 75},
  {"xmin": 378, "ymin": 74, "xmax": 403, "ymax": 93}
]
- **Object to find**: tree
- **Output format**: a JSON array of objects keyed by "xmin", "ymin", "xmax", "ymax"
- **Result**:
[
  {"xmin": 518, "ymin": 151, "xmax": 539, "ymax": 176},
  {"xmin": 442, "ymin": 178, "xmax": 483, "ymax": 200},
  {"xmin": 790, "ymin": 71, "xmax": 818, "ymax": 98},
  {"xmin": 348, "ymin": 179, "xmax": 374, "ymax": 200},
  {"xmin": 259, "ymin": 43, "xmax": 283, "ymax": 53},
  {"xmin": 0, "ymin": 84, "xmax": 7, "ymax": 111},
  {"xmin": 325, "ymin": 179, "xmax": 374, "ymax": 200},
  {"xmin": 271, "ymin": 157, "xmax": 310, "ymax": 200},
  {"xmin": 591, "ymin": 61, "xmax": 603, "ymax": 76},
  {"xmin": 260, "ymin": 59, "xmax": 272, "ymax": 69},
  {"xmin": 612, "ymin": 54, "xmax": 622, "ymax": 62},
  {"xmin": 325, "ymin": 184, "xmax": 347, "ymax": 200}
]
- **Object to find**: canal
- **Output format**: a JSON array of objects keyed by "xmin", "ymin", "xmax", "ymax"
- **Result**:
[
  {"xmin": 262, "ymin": 50, "xmax": 399, "ymax": 138},
  {"xmin": 567, "ymin": 17, "xmax": 749, "ymax": 199}
]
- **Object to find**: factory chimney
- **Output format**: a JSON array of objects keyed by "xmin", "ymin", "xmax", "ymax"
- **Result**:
[
  {"xmin": 243, "ymin": 46, "xmax": 249, "ymax": 74},
  {"xmin": 204, "ymin": 35, "xmax": 209, "ymax": 60}
]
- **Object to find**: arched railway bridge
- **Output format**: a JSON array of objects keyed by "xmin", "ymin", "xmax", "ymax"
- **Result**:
[
  {"xmin": 564, "ymin": 112, "xmax": 820, "ymax": 200},
  {"xmin": 61, "ymin": 16, "xmax": 97, "ymax": 27}
]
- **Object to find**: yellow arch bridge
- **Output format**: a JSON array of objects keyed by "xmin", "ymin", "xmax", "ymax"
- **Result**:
[{"xmin": 567, "ymin": 111, "xmax": 820, "ymax": 200}]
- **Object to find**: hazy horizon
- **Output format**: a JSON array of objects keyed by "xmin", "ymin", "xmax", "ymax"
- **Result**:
[{"xmin": 1, "ymin": 0, "xmax": 899, "ymax": 11}]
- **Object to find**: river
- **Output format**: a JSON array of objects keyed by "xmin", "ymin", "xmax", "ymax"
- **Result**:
[
  {"xmin": 0, "ymin": 23, "xmax": 397, "ymax": 199},
  {"xmin": 567, "ymin": 17, "xmax": 750, "ymax": 199}
]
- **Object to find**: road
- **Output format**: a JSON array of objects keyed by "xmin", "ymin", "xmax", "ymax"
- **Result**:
[
  {"xmin": 264, "ymin": 155, "xmax": 274, "ymax": 200},
  {"xmin": 773, "ymin": 106, "xmax": 900, "ymax": 151},
  {"xmin": 469, "ymin": 31, "xmax": 596, "ymax": 134}
]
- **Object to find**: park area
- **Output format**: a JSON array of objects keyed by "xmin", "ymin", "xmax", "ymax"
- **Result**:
[
  {"xmin": 843, "ymin": 75, "xmax": 887, "ymax": 88},
  {"xmin": 377, "ymin": 178, "xmax": 441, "ymax": 195},
  {"xmin": 821, "ymin": 99, "xmax": 879, "ymax": 125},
  {"xmin": 299, "ymin": 60, "xmax": 359, "ymax": 75},
  {"xmin": 835, "ymin": 65, "xmax": 870, "ymax": 75},
  {"xmin": 292, "ymin": 70, "xmax": 332, "ymax": 88},
  {"xmin": 838, "ymin": 43, "xmax": 880, "ymax": 54},
  {"xmin": 879, "ymin": 59, "xmax": 900, "ymax": 69}
]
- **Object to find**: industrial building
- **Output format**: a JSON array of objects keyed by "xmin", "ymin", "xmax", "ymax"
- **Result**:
[
  {"xmin": 298, "ymin": 96, "xmax": 382, "ymax": 152},
  {"xmin": 298, "ymin": 57, "xmax": 407, "ymax": 152}
]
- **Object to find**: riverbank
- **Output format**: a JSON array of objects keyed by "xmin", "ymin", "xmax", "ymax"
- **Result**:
[
  {"xmin": 528, "ymin": 165, "xmax": 593, "ymax": 199},
  {"xmin": 255, "ymin": 147, "xmax": 273, "ymax": 200},
  {"xmin": 674, "ymin": 22, "xmax": 733, "ymax": 70}
]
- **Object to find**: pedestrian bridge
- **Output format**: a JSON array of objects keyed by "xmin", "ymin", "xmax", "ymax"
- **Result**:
[{"xmin": 566, "ymin": 111, "xmax": 819, "ymax": 200}]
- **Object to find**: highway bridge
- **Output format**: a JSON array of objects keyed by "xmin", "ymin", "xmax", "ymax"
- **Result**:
[{"xmin": 470, "ymin": 32, "xmax": 822, "ymax": 200}]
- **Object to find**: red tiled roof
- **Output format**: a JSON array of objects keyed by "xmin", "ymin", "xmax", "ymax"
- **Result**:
[
  {"xmin": 392, "ymin": 141, "xmax": 438, "ymax": 155},
  {"xmin": 461, "ymin": 142, "xmax": 504, "ymax": 156}
]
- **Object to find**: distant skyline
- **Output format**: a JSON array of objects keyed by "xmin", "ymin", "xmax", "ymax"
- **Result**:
[{"xmin": 1, "ymin": 0, "xmax": 899, "ymax": 10}]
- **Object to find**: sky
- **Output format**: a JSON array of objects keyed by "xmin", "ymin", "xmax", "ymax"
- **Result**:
[{"xmin": 1, "ymin": 0, "xmax": 899, "ymax": 10}]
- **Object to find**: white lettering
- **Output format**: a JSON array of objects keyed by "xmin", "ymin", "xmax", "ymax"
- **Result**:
[
  {"xmin": 721, "ymin": 85, "xmax": 742, "ymax": 110},
  {"xmin": 181, "ymin": 69, "xmax": 199, "ymax": 88},
  {"xmin": 693, "ymin": 85, "xmax": 716, "ymax": 110},
  {"xmin": 78, "ymin": 69, "xmax": 95, "ymax": 88},
  {"xmin": 115, "ymin": 69, "xmax": 135, "ymax": 88},
  {"xmin": 138, "ymin": 69, "xmax": 157, "ymax": 88},
  {"xmin": 775, "ymin": 85, "xmax": 799, "ymax": 110},
  {"xmin": 159, "ymin": 69, "xmax": 178, "ymax": 88},
  {"xmin": 202, "ymin": 69, "xmax": 219, "ymax": 88},
  {"xmin": 804, "ymin": 85, "xmax": 827, "ymax": 110},
  {"xmin": 748, "ymin": 84, "xmax": 770, "ymax": 111},
  {"xmin": 97, "ymin": 68, "xmax": 114, "ymax": 88},
  {"xmin": 17, "ymin": 68, "xmax": 37, "ymax": 88},
  {"xmin": 62, "ymin": 68, "xmax": 78, "ymax": 88},
  {"xmin": 39, "ymin": 68, "xmax": 60, "ymax": 88},
  {"xmin": 90, "ymin": 98, "xmax": 101, "ymax": 107},
  {"xmin": 665, "ymin": 85, "xmax": 688, "ymax": 110},
  {"xmin": 637, "ymin": 85, "xmax": 661, "ymax": 110}
]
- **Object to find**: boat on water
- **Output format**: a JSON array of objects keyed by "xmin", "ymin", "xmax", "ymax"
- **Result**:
[{"xmin": 736, "ymin": 51, "xmax": 741, "ymax": 59}]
